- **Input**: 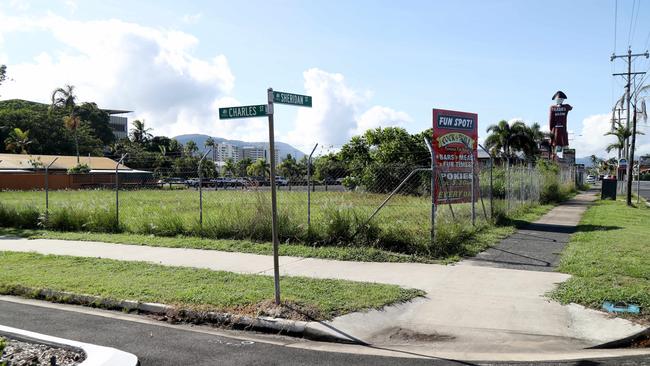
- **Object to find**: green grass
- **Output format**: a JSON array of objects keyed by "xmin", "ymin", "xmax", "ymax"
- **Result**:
[
  {"xmin": 551, "ymin": 198, "xmax": 650, "ymax": 322},
  {"xmin": 0, "ymin": 251, "xmax": 424, "ymax": 320},
  {"xmin": 0, "ymin": 202, "xmax": 553, "ymax": 263},
  {"xmin": 0, "ymin": 188, "xmax": 554, "ymax": 260}
]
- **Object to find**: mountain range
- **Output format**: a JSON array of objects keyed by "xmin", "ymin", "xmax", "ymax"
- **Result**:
[{"xmin": 173, "ymin": 134, "xmax": 306, "ymax": 160}]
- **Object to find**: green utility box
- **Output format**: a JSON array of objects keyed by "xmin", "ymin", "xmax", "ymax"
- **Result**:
[{"xmin": 601, "ymin": 178, "xmax": 617, "ymax": 200}]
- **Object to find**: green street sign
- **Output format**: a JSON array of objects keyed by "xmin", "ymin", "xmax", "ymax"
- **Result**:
[
  {"xmin": 219, "ymin": 104, "xmax": 268, "ymax": 119},
  {"xmin": 272, "ymin": 91, "xmax": 312, "ymax": 107}
]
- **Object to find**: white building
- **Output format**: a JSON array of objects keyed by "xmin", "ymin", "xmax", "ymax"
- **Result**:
[
  {"xmin": 242, "ymin": 145, "xmax": 280, "ymax": 165},
  {"xmin": 214, "ymin": 143, "xmax": 241, "ymax": 163}
]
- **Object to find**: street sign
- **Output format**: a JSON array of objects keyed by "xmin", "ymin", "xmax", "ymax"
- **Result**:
[
  {"xmin": 619, "ymin": 158, "xmax": 628, "ymax": 167},
  {"xmin": 272, "ymin": 91, "xmax": 312, "ymax": 107},
  {"xmin": 219, "ymin": 104, "xmax": 268, "ymax": 119}
]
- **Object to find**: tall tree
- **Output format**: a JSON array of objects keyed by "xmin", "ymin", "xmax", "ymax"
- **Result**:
[
  {"xmin": 76, "ymin": 102, "xmax": 114, "ymax": 145},
  {"xmin": 247, "ymin": 159, "xmax": 270, "ymax": 178},
  {"xmin": 484, "ymin": 120, "xmax": 533, "ymax": 162},
  {"xmin": 604, "ymin": 121, "xmax": 631, "ymax": 159},
  {"xmin": 130, "ymin": 120, "xmax": 153, "ymax": 144},
  {"xmin": 278, "ymin": 154, "xmax": 302, "ymax": 180},
  {"xmin": 236, "ymin": 157, "xmax": 253, "ymax": 177},
  {"xmin": 205, "ymin": 136, "xmax": 216, "ymax": 161},
  {"xmin": 184, "ymin": 140, "xmax": 198, "ymax": 157},
  {"xmin": 0, "ymin": 65, "xmax": 6, "ymax": 96},
  {"xmin": 223, "ymin": 158, "xmax": 236, "ymax": 176},
  {"xmin": 4, "ymin": 127, "xmax": 32, "ymax": 154},
  {"xmin": 51, "ymin": 84, "xmax": 80, "ymax": 163}
]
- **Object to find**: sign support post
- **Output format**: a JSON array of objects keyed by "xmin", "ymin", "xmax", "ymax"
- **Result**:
[
  {"xmin": 267, "ymin": 88, "xmax": 281, "ymax": 305},
  {"xmin": 424, "ymin": 137, "xmax": 436, "ymax": 245},
  {"xmin": 219, "ymin": 89, "xmax": 313, "ymax": 306}
]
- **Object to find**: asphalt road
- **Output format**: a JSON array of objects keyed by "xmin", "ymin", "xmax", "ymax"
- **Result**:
[
  {"xmin": 636, "ymin": 180, "xmax": 650, "ymax": 201},
  {"xmin": 0, "ymin": 299, "xmax": 649, "ymax": 365}
]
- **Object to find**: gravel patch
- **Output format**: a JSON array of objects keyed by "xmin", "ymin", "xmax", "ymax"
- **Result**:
[{"xmin": 0, "ymin": 336, "xmax": 85, "ymax": 366}]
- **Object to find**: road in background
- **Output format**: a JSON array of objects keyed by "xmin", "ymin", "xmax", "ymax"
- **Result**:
[{"xmin": 636, "ymin": 181, "xmax": 650, "ymax": 201}]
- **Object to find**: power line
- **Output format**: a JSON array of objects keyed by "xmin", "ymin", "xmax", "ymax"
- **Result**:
[
  {"xmin": 614, "ymin": 0, "xmax": 618, "ymax": 52},
  {"xmin": 630, "ymin": 1, "xmax": 641, "ymax": 44},
  {"xmin": 627, "ymin": 0, "xmax": 637, "ymax": 47}
]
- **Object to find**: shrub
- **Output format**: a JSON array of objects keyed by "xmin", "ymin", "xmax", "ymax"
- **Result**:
[
  {"xmin": 67, "ymin": 164, "xmax": 91, "ymax": 174},
  {"xmin": 0, "ymin": 204, "xmax": 40, "ymax": 229}
]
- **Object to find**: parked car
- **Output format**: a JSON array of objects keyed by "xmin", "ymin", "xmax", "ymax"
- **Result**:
[
  {"xmin": 585, "ymin": 175, "xmax": 596, "ymax": 184},
  {"xmin": 275, "ymin": 176, "xmax": 288, "ymax": 186}
]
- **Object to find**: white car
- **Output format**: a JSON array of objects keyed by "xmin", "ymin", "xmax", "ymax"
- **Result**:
[{"xmin": 585, "ymin": 175, "xmax": 596, "ymax": 184}]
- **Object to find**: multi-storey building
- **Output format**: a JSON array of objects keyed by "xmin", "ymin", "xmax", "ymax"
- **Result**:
[{"xmin": 105, "ymin": 109, "xmax": 132, "ymax": 140}]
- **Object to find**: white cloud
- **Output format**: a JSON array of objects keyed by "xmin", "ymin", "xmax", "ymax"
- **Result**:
[
  {"xmin": 572, "ymin": 113, "xmax": 618, "ymax": 158},
  {"xmin": 181, "ymin": 13, "xmax": 202, "ymax": 24},
  {"xmin": 354, "ymin": 106, "xmax": 412, "ymax": 136},
  {"xmin": 0, "ymin": 15, "xmax": 413, "ymax": 151},
  {"xmin": 285, "ymin": 68, "xmax": 412, "ymax": 152},
  {"xmin": 0, "ymin": 13, "xmax": 266, "ymax": 140}
]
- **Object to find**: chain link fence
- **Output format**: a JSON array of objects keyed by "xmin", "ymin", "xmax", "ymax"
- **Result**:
[{"xmin": 0, "ymin": 145, "xmax": 577, "ymax": 257}]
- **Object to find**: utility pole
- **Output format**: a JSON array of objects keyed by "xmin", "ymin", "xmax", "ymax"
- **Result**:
[
  {"xmin": 611, "ymin": 48, "xmax": 648, "ymax": 193},
  {"xmin": 611, "ymin": 48, "xmax": 648, "ymax": 160}
]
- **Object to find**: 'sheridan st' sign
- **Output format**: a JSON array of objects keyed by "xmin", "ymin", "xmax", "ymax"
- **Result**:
[{"xmin": 432, "ymin": 108, "xmax": 478, "ymax": 204}]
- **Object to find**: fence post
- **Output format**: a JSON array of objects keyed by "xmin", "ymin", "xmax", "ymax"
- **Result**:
[
  {"xmin": 307, "ymin": 143, "xmax": 318, "ymax": 230},
  {"xmin": 115, "ymin": 154, "xmax": 128, "ymax": 228},
  {"xmin": 424, "ymin": 137, "xmax": 436, "ymax": 244},
  {"xmin": 44, "ymin": 157, "xmax": 59, "ymax": 221},
  {"xmin": 198, "ymin": 149, "xmax": 211, "ymax": 229},
  {"xmin": 473, "ymin": 147, "xmax": 478, "ymax": 225}
]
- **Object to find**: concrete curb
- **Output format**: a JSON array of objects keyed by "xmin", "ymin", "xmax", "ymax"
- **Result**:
[
  {"xmin": 0, "ymin": 324, "xmax": 139, "ymax": 365},
  {"xmin": 4, "ymin": 286, "xmax": 360, "ymax": 345},
  {"xmin": 591, "ymin": 327, "xmax": 650, "ymax": 349}
]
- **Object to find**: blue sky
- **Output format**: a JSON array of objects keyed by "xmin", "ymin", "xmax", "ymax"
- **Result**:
[{"xmin": 1, "ymin": 0, "xmax": 650, "ymax": 156}]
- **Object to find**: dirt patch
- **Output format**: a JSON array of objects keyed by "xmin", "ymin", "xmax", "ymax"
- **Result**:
[
  {"xmin": 234, "ymin": 300, "xmax": 322, "ymax": 321},
  {"xmin": 150, "ymin": 300, "xmax": 322, "ymax": 326},
  {"xmin": 381, "ymin": 327, "xmax": 455, "ymax": 343}
]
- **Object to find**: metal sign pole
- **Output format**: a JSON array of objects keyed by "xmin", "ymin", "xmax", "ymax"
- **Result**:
[
  {"xmin": 267, "ymin": 88, "xmax": 281, "ymax": 305},
  {"xmin": 307, "ymin": 143, "xmax": 318, "ymax": 230}
]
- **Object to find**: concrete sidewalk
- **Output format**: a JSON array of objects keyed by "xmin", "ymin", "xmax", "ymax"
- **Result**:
[
  {"xmin": 462, "ymin": 190, "xmax": 596, "ymax": 271},
  {"xmin": 0, "ymin": 191, "xmax": 648, "ymax": 361}
]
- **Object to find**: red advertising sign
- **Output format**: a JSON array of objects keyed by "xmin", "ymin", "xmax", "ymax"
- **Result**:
[{"xmin": 432, "ymin": 108, "xmax": 478, "ymax": 204}]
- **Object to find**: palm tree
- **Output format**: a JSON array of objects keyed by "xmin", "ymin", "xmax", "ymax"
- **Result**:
[
  {"xmin": 184, "ymin": 140, "xmax": 198, "ymax": 157},
  {"xmin": 223, "ymin": 158, "xmax": 236, "ymax": 176},
  {"xmin": 4, "ymin": 127, "xmax": 32, "ymax": 154},
  {"xmin": 604, "ymin": 121, "xmax": 631, "ymax": 159},
  {"xmin": 130, "ymin": 120, "xmax": 152, "ymax": 144},
  {"xmin": 484, "ymin": 120, "xmax": 532, "ymax": 162},
  {"xmin": 247, "ymin": 159, "xmax": 270, "ymax": 178},
  {"xmin": 51, "ymin": 84, "xmax": 80, "ymax": 163},
  {"xmin": 205, "ymin": 137, "xmax": 216, "ymax": 161}
]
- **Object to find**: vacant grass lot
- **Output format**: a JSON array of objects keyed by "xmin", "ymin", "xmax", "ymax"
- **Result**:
[
  {"xmin": 0, "ymin": 251, "xmax": 423, "ymax": 320},
  {"xmin": 551, "ymin": 198, "xmax": 650, "ymax": 322},
  {"xmin": 0, "ymin": 188, "xmax": 552, "ymax": 261}
]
